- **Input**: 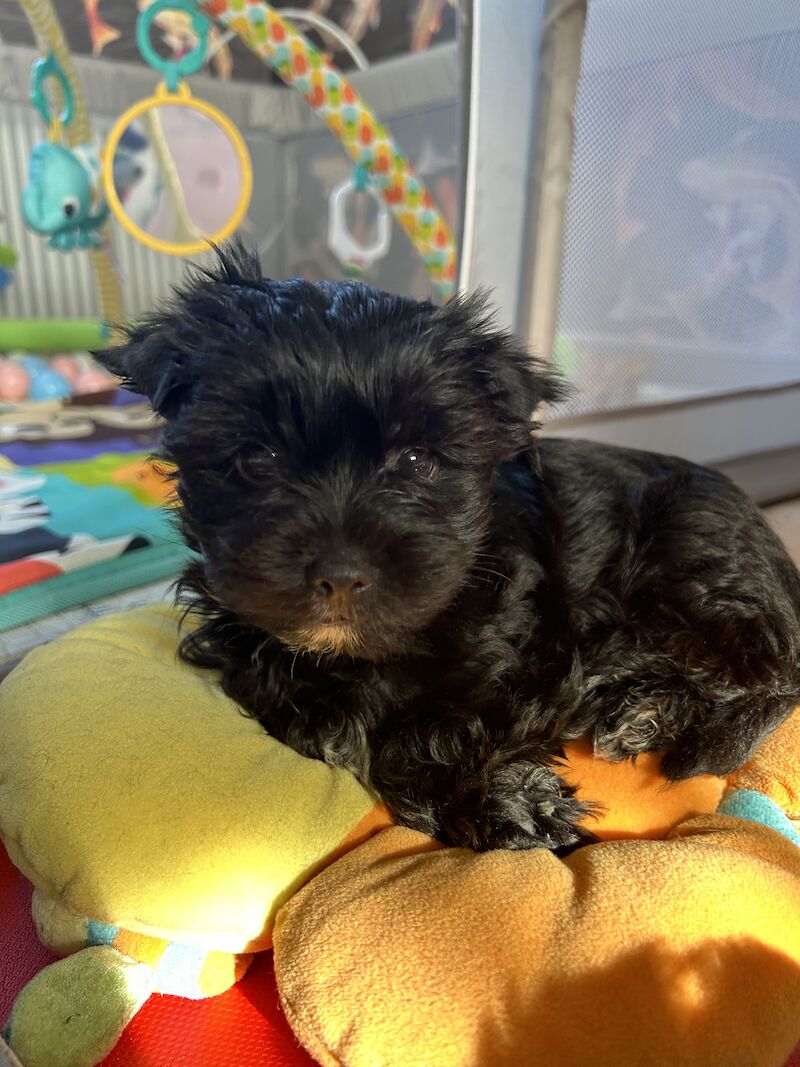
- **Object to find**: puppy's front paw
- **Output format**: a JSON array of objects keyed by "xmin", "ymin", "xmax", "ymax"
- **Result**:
[{"xmin": 440, "ymin": 762, "xmax": 594, "ymax": 852}]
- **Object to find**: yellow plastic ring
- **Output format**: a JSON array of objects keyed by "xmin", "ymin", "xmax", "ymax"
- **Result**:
[{"xmin": 102, "ymin": 82, "xmax": 253, "ymax": 257}]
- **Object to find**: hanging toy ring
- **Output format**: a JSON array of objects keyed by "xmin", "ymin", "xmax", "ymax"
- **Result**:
[
  {"xmin": 136, "ymin": 0, "xmax": 210, "ymax": 93},
  {"xmin": 102, "ymin": 0, "xmax": 253, "ymax": 257},
  {"xmin": 31, "ymin": 53, "xmax": 74, "ymax": 136},
  {"xmin": 102, "ymin": 82, "xmax": 253, "ymax": 256},
  {"xmin": 328, "ymin": 167, "xmax": 392, "ymax": 273}
]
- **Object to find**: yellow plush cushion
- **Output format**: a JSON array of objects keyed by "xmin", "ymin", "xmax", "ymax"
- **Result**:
[
  {"xmin": 274, "ymin": 709, "xmax": 800, "ymax": 1067},
  {"xmin": 0, "ymin": 606, "xmax": 389, "ymax": 953}
]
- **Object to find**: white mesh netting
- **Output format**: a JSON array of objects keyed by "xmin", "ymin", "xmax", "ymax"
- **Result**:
[{"xmin": 554, "ymin": 1, "xmax": 800, "ymax": 417}]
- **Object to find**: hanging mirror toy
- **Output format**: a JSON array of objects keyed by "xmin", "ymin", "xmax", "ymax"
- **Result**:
[
  {"xmin": 101, "ymin": 0, "xmax": 253, "ymax": 257},
  {"xmin": 21, "ymin": 52, "xmax": 109, "ymax": 252},
  {"xmin": 328, "ymin": 161, "xmax": 392, "ymax": 278}
]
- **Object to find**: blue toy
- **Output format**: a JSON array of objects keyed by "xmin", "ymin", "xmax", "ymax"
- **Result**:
[
  {"xmin": 29, "ymin": 367, "xmax": 72, "ymax": 400},
  {"xmin": 22, "ymin": 143, "xmax": 108, "ymax": 250},
  {"xmin": 720, "ymin": 788, "xmax": 800, "ymax": 846},
  {"xmin": 20, "ymin": 53, "xmax": 108, "ymax": 252},
  {"xmin": 17, "ymin": 355, "xmax": 71, "ymax": 400},
  {"xmin": 0, "ymin": 241, "xmax": 16, "ymax": 292}
]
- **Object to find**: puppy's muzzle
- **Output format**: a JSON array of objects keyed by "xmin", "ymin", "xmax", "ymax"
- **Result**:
[{"xmin": 307, "ymin": 552, "xmax": 375, "ymax": 620}]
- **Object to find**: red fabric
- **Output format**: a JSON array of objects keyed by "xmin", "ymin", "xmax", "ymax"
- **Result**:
[
  {"xmin": 0, "ymin": 843, "xmax": 56, "ymax": 1021},
  {"xmin": 0, "ymin": 559, "xmax": 61, "ymax": 595},
  {"xmin": 0, "ymin": 843, "xmax": 315, "ymax": 1066}
]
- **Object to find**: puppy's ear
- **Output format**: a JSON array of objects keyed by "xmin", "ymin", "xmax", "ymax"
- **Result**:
[
  {"xmin": 94, "ymin": 321, "xmax": 194, "ymax": 416},
  {"xmin": 94, "ymin": 242, "xmax": 264, "ymax": 416},
  {"xmin": 433, "ymin": 290, "xmax": 566, "ymax": 447}
]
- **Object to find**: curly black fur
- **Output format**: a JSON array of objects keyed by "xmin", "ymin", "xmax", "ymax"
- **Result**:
[{"xmin": 96, "ymin": 244, "xmax": 800, "ymax": 851}]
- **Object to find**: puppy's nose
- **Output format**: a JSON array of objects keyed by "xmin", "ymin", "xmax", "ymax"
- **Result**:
[
  {"xmin": 308, "ymin": 559, "xmax": 373, "ymax": 603},
  {"xmin": 311, "ymin": 575, "xmax": 371, "ymax": 598}
]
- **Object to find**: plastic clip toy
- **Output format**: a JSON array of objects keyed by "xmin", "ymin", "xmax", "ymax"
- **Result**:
[{"xmin": 328, "ymin": 161, "xmax": 392, "ymax": 276}]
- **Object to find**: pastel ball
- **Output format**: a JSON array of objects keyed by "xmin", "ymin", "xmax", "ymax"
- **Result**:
[
  {"xmin": 18, "ymin": 355, "xmax": 49, "ymax": 379},
  {"xmin": 0, "ymin": 361, "xmax": 30, "ymax": 401},
  {"xmin": 29, "ymin": 369, "xmax": 72, "ymax": 400},
  {"xmin": 74, "ymin": 369, "xmax": 114, "ymax": 395},
  {"xmin": 51, "ymin": 355, "xmax": 81, "ymax": 385}
]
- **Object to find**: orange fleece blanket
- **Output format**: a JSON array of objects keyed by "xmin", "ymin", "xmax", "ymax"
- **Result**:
[{"xmin": 273, "ymin": 710, "xmax": 800, "ymax": 1067}]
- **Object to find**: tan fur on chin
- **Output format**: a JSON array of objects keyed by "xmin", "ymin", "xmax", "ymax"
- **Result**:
[{"xmin": 285, "ymin": 624, "xmax": 364, "ymax": 657}]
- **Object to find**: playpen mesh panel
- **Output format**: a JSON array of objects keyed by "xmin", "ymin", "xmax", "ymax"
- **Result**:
[{"xmin": 553, "ymin": 1, "xmax": 800, "ymax": 418}]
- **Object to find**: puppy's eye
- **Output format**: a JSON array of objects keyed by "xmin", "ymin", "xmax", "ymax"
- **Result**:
[
  {"xmin": 236, "ymin": 448, "xmax": 278, "ymax": 482},
  {"xmin": 395, "ymin": 447, "xmax": 437, "ymax": 479}
]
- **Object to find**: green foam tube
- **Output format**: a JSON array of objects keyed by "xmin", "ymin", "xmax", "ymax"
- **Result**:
[{"xmin": 0, "ymin": 320, "xmax": 110, "ymax": 353}]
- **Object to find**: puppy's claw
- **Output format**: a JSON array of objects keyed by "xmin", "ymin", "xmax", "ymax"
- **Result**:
[{"xmin": 553, "ymin": 826, "xmax": 600, "ymax": 857}]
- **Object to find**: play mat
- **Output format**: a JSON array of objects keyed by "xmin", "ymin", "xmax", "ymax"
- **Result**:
[{"xmin": 0, "ymin": 391, "xmax": 186, "ymax": 637}]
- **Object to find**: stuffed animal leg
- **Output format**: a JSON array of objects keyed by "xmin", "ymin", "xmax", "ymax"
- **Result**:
[
  {"xmin": 4, "ymin": 893, "xmax": 253, "ymax": 1067},
  {"xmin": 3, "ymin": 946, "xmax": 153, "ymax": 1067}
]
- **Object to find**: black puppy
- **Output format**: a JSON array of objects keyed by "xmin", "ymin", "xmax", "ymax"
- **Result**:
[{"xmin": 97, "ymin": 246, "xmax": 800, "ymax": 851}]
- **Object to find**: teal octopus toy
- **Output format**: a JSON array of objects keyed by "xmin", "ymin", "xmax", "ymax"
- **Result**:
[
  {"xmin": 22, "ymin": 142, "xmax": 108, "ymax": 250},
  {"xmin": 20, "ymin": 52, "xmax": 109, "ymax": 252}
]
